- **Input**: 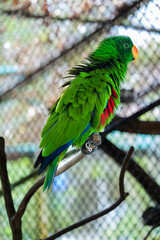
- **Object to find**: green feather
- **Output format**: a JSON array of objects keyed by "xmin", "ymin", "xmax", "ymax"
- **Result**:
[
  {"xmin": 41, "ymin": 112, "xmax": 57, "ymax": 136},
  {"xmin": 69, "ymin": 105, "xmax": 82, "ymax": 119},
  {"xmin": 91, "ymin": 110, "xmax": 101, "ymax": 129},
  {"xmin": 43, "ymin": 155, "xmax": 59, "ymax": 191},
  {"xmin": 74, "ymin": 127, "xmax": 93, "ymax": 147},
  {"xmin": 88, "ymin": 91, "xmax": 97, "ymax": 104},
  {"xmin": 72, "ymin": 99, "xmax": 79, "ymax": 107}
]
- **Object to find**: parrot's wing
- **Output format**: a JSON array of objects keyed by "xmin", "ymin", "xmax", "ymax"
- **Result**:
[{"xmin": 38, "ymin": 72, "xmax": 117, "ymax": 172}]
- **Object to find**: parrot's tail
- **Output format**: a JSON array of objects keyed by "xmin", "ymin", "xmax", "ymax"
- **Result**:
[
  {"xmin": 34, "ymin": 142, "xmax": 72, "ymax": 190},
  {"xmin": 34, "ymin": 140, "xmax": 73, "ymax": 174},
  {"xmin": 43, "ymin": 155, "xmax": 59, "ymax": 191}
]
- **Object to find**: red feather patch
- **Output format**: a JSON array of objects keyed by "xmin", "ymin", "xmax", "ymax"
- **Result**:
[
  {"xmin": 99, "ymin": 87, "xmax": 118, "ymax": 128},
  {"xmin": 105, "ymin": 108, "xmax": 109, "ymax": 119},
  {"xmin": 111, "ymin": 87, "xmax": 118, "ymax": 99},
  {"xmin": 100, "ymin": 113, "xmax": 106, "ymax": 126},
  {"xmin": 107, "ymin": 99, "xmax": 113, "ymax": 114},
  {"xmin": 110, "ymin": 97, "xmax": 115, "ymax": 109}
]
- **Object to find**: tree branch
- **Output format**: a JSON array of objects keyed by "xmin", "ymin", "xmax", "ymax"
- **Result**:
[
  {"xmin": 0, "ymin": 150, "xmax": 80, "ymax": 197},
  {"xmin": 0, "ymin": 0, "xmax": 149, "ymax": 23},
  {"xmin": 0, "ymin": 137, "xmax": 16, "ymax": 220},
  {"xmin": 12, "ymin": 151, "xmax": 87, "ymax": 222},
  {"xmin": 0, "ymin": 137, "xmax": 22, "ymax": 240},
  {"xmin": 100, "ymin": 138, "xmax": 160, "ymax": 204},
  {"xmin": 0, "ymin": 8, "xmax": 103, "ymax": 22},
  {"xmin": 1, "ymin": 119, "xmax": 158, "ymax": 199},
  {"xmin": 40, "ymin": 147, "xmax": 134, "ymax": 240},
  {"xmin": 114, "ymin": 118, "xmax": 160, "ymax": 135},
  {"xmin": 0, "ymin": 171, "xmax": 37, "ymax": 197},
  {"xmin": 0, "ymin": 136, "xmax": 96, "ymax": 238},
  {"xmin": 103, "ymin": 98, "xmax": 160, "ymax": 135}
]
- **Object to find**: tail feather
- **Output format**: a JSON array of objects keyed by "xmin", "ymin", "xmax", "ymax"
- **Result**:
[
  {"xmin": 43, "ymin": 155, "xmax": 59, "ymax": 191},
  {"xmin": 34, "ymin": 140, "xmax": 73, "ymax": 174},
  {"xmin": 34, "ymin": 140, "xmax": 75, "ymax": 191}
]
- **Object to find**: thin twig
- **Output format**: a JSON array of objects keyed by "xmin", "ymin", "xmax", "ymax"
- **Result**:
[
  {"xmin": 41, "ymin": 147, "xmax": 134, "ymax": 240},
  {"xmin": 119, "ymin": 146, "xmax": 134, "ymax": 199},
  {"xmin": 43, "ymin": 199, "xmax": 124, "ymax": 240},
  {"xmin": 143, "ymin": 224, "xmax": 160, "ymax": 240},
  {"xmin": 100, "ymin": 138, "xmax": 160, "ymax": 204}
]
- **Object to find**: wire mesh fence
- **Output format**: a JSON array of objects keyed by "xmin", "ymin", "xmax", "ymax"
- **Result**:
[{"xmin": 0, "ymin": 0, "xmax": 160, "ymax": 239}]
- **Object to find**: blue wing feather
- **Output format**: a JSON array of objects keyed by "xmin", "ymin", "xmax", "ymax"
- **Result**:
[
  {"xmin": 35, "ymin": 123, "xmax": 91, "ymax": 174},
  {"xmin": 80, "ymin": 122, "xmax": 91, "ymax": 136}
]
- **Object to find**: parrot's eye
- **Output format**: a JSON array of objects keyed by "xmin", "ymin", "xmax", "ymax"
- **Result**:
[{"xmin": 124, "ymin": 43, "xmax": 129, "ymax": 48}]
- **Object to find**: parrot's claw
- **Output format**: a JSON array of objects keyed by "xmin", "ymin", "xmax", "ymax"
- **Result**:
[
  {"xmin": 81, "ymin": 133, "xmax": 101, "ymax": 155},
  {"xmin": 81, "ymin": 141, "xmax": 97, "ymax": 155},
  {"xmin": 89, "ymin": 133, "xmax": 102, "ymax": 146}
]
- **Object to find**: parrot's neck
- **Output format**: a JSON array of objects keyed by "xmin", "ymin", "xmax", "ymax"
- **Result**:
[
  {"xmin": 69, "ymin": 57, "xmax": 128, "ymax": 90},
  {"xmin": 107, "ymin": 59, "xmax": 128, "ymax": 89},
  {"xmin": 92, "ymin": 58, "xmax": 127, "ymax": 92}
]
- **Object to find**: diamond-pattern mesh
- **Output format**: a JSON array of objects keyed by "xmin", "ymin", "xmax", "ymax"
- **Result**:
[{"xmin": 0, "ymin": 0, "xmax": 160, "ymax": 239}]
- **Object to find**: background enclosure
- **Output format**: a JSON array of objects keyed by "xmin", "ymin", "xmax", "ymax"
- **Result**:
[{"xmin": 0, "ymin": 0, "xmax": 160, "ymax": 239}]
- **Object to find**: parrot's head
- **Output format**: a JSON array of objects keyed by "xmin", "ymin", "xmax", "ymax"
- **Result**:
[
  {"xmin": 113, "ymin": 36, "xmax": 138, "ymax": 63},
  {"xmin": 89, "ymin": 36, "xmax": 138, "ymax": 65}
]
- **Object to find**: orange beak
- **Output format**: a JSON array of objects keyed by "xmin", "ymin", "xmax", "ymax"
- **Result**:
[{"xmin": 132, "ymin": 45, "xmax": 138, "ymax": 62}]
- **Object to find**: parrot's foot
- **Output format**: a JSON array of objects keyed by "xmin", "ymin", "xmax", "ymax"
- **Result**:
[
  {"xmin": 89, "ymin": 133, "xmax": 102, "ymax": 146},
  {"xmin": 81, "ymin": 133, "xmax": 102, "ymax": 155},
  {"xmin": 81, "ymin": 141, "xmax": 97, "ymax": 155}
]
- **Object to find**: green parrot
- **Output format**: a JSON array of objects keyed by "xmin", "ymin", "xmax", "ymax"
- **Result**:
[{"xmin": 34, "ymin": 36, "xmax": 138, "ymax": 190}]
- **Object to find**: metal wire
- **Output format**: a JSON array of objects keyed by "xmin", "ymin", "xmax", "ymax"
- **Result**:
[{"xmin": 0, "ymin": 0, "xmax": 160, "ymax": 239}]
